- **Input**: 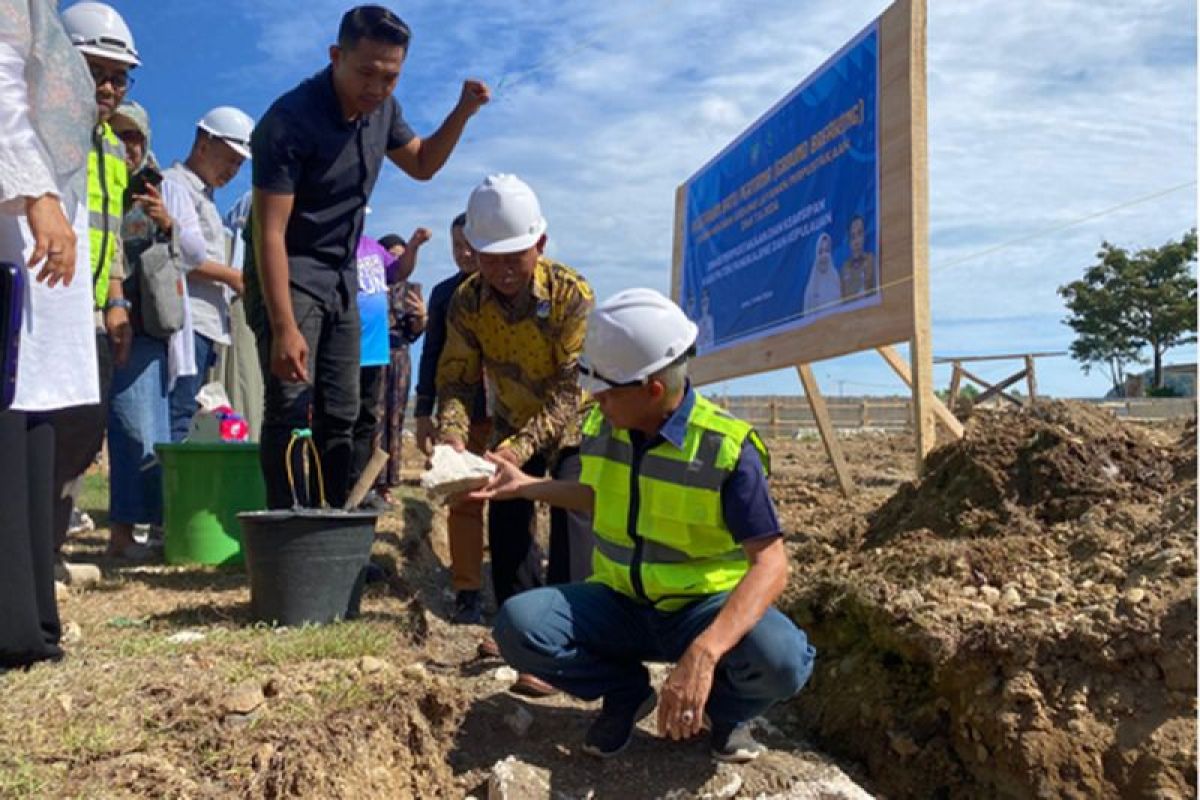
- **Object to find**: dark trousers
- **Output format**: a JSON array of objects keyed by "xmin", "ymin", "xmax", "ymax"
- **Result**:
[
  {"xmin": 488, "ymin": 447, "xmax": 593, "ymax": 606},
  {"xmin": 255, "ymin": 291, "xmax": 360, "ymax": 509},
  {"xmin": 169, "ymin": 331, "xmax": 217, "ymax": 443},
  {"xmin": 50, "ymin": 330, "xmax": 113, "ymax": 550},
  {"xmin": 350, "ymin": 364, "xmax": 385, "ymax": 488},
  {"xmin": 0, "ymin": 412, "xmax": 62, "ymax": 668}
]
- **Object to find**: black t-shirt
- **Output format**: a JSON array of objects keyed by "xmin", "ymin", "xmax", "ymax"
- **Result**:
[{"xmin": 246, "ymin": 66, "xmax": 415, "ymax": 314}]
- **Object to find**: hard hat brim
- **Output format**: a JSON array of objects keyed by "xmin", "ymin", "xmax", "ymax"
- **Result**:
[
  {"xmin": 578, "ymin": 373, "xmax": 609, "ymax": 395},
  {"xmin": 76, "ymin": 43, "xmax": 140, "ymax": 68},
  {"xmin": 226, "ymin": 141, "xmax": 252, "ymax": 160},
  {"xmin": 466, "ymin": 216, "xmax": 547, "ymax": 255}
]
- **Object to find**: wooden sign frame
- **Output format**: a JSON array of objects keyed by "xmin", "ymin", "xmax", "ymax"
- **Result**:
[{"xmin": 671, "ymin": 0, "xmax": 959, "ymax": 492}]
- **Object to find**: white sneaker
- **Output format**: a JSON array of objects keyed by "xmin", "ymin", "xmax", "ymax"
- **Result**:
[{"xmin": 68, "ymin": 509, "xmax": 95, "ymax": 535}]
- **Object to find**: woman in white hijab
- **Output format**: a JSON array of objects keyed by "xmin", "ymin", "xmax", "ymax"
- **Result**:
[
  {"xmin": 802, "ymin": 231, "xmax": 842, "ymax": 317},
  {"xmin": 0, "ymin": 0, "xmax": 99, "ymax": 668}
]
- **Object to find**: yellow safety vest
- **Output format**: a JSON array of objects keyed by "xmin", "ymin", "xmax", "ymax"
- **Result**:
[
  {"xmin": 87, "ymin": 122, "xmax": 127, "ymax": 309},
  {"xmin": 579, "ymin": 394, "xmax": 770, "ymax": 611}
]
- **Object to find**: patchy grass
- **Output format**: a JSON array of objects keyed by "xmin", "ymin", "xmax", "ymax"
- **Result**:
[{"xmin": 0, "ymin": 757, "xmax": 49, "ymax": 799}]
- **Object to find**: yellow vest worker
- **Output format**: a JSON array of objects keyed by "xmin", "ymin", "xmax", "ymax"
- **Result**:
[
  {"xmin": 483, "ymin": 288, "xmax": 816, "ymax": 764},
  {"xmin": 86, "ymin": 121, "xmax": 126, "ymax": 309}
]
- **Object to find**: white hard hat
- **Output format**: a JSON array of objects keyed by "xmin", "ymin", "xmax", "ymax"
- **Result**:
[
  {"xmin": 197, "ymin": 106, "xmax": 255, "ymax": 160},
  {"xmin": 62, "ymin": 2, "xmax": 140, "ymax": 67},
  {"xmin": 579, "ymin": 288, "xmax": 698, "ymax": 394},
  {"xmin": 464, "ymin": 174, "xmax": 547, "ymax": 254}
]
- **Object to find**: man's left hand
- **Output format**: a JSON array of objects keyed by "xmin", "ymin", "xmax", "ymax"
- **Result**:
[
  {"xmin": 106, "ymin": 306, "xmax": 132, "ymax": 368},
  {"xmin": 457, "ymin": 79, "xmax": 491, "ymax": 116},
  {"xmin": 658, "ymin": 644, "xmax": 718, "ymax": 740}
]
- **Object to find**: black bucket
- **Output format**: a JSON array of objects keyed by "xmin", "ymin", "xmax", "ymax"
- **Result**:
[{"xmin": 238, "ymin": 509, "xmax": 379, "ymax": 626}]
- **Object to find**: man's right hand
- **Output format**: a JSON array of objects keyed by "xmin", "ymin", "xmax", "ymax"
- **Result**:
[
  {"xmin": 468, "ymin": 454, "xmax": 531, "ymax": 501},
  {"xmin": 25, "ymin": 193, "xmax": 76, "ymax": 287},
  {"xmin": 415, "ymin": 416, "xmax": 436, "ymax": 456},
  {"xmin": 271, "ymin": 324, "xmax": 309, "ymax": 383}
]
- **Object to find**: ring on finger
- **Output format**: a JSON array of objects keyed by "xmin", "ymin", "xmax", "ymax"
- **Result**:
[{"xmin": 681, "ymin": 710, "xmax": 695, "ymax": 724}]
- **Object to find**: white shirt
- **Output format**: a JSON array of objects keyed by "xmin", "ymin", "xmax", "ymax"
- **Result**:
[
  {"xmin": 163, "ymin": 162, "xmax": 231, "ymax": 345},
  {"xmin": 0, "ymin": 16, "xmax": 97, "ymax": 411},
  {"xmin": 158, "ymin": 180, "xmax": 199, "ymax": 388}
]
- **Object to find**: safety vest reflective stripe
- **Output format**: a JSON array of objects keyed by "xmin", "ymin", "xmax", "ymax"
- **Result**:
[
  {"xmin": 638, "ymin": 430, "xmax": 728, "ymax": 489},
  {"xmin": 593, "ymin": 535, "xmax": 743, "ymax": 567},
  {"xmin": 87, "ymin": 123, "xmax": 127, "ymax": 309},
  {"xmin": 88, "ymin": 209, "xmax": 121, "ymax": 232}
]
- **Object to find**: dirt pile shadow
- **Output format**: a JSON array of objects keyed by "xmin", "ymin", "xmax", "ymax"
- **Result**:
[{"xmin": 781, "ymin": 401, "xmax": 1197, "ymax": 799}]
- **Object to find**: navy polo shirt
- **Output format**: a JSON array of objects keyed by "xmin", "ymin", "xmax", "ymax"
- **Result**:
[
  {"xmin": 248, "ymin": 66, "xmax": 415, "ymax": 310},
  {"xmin": 627, "ymin": 384, "xmax": 782, "ymax": 544}
]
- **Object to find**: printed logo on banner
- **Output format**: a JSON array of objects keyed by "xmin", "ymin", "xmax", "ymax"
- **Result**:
[{"xmin": 681, "ymin": 23, "xmax": 881, "ymax": 354}]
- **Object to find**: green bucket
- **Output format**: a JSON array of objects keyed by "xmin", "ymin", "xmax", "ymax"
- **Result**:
[{"xmin": 156, "ymin": 442, "xmax": 266, "ymax": 566}]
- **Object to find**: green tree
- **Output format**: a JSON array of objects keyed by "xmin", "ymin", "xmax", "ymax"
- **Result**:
[{"xmin": 1059, "ymin": 229, "xmax": 1197, "ymax": 394}]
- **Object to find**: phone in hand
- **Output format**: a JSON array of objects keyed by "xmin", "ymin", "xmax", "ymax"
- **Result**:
[
  {"xmin": 0, "ymin": 261, "xmax": 25, "ymax": 411},
  {"xmin": 129, "ymin": 166, "xmax": 163, "ymax": 198}
]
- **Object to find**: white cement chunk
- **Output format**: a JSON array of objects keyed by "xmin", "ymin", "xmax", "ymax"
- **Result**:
[{"xmin": 421, "ymin": 445, "xmax": 497, "ymax": 499}]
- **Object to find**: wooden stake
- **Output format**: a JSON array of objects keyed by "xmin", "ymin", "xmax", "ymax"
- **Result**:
[
  {"xmin": 1025, "ymin": 354, "xmax": 1038, "ymax": 403},
  {"xmin": 796, "ymin": 365, "xmax": 854, "ymax": 497},
  {"xmin": 876, "ymin": 345, "xmax": 964, "ymax": 439},
  {"xmin": 948, "ymin": 361, "xmax": 963, "ymax": 409},
  {"xmin": 959, "ymin": 366, "xmax": 1024, "ymax": 406}
]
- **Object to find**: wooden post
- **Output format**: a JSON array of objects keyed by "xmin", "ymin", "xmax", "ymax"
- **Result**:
[
  {"xmin": 769, "ymin": 399, "xmax": 779, "ymax": 438},
  {"xmin": 876, "ymin": 345, "xmax": 964, "ymax": 438},
  {"xmin": 797, "ymin": 365, "xmax": 854, "ymax": 497},
  {"xmin": 1025, "ymin": 354, "xmax": 1038, "ymax": 403},
  {"xmin": 900, "ymin": 0, "xmax": 934, "ymax": 473},
  {"xmin": 948, "ymin": 362, "xmax": 963, "ymax": 409},
  {"xmin": 861, "ymin": 399, "xmax": 870, "ymax": 427}
]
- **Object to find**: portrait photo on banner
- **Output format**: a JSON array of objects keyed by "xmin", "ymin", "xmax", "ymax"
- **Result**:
[{"xmin": 681, "ymin": 22, "xmax": 881, "ymax": 356}]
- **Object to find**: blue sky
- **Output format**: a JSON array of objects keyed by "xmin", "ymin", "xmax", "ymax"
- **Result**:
[{"xmin": 99, "ymin": 0, "xmax": 1196, "ymax": 397}]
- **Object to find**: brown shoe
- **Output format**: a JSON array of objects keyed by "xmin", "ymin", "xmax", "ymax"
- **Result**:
[
  {"xmin": 477, "ymin": 635, "xmax": 501, "ymax": 659},
  {"xmin": 510, "ymin": 673, "xmax": 558, "ymax": 698}
]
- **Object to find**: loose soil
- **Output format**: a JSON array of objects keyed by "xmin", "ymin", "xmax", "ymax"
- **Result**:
[{"xmin": 0, "ymin": 401, "xmax": 1194, "ymax": 799}]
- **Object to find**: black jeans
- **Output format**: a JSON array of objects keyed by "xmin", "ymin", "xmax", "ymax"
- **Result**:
[
  {"xmin": 50, "ymin": 330, "xmax": 113, "ymax": 550},
  {"xmin": 488, "ymin": 447, "xmax": 593, "ymax": 606},
  {"xmin": 255, "ymin": 290, "xmax": 361, "ymax": 509},
  {"xmin": 349, "ymin": 364, "xmax": 385, "ymax": 488},
  {"xmin": 0, "ymin": 411, "xmax": 61, "ymax": 668}
]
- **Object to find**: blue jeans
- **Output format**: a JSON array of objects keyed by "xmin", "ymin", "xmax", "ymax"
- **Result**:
[
  {"xmin": 494, "ymin": 583, "xmax": 816, "ymax": 727},
  {"xmin": 169, "ymin": 332, "xmax": 217, "ymax": 443},
  {"xmin": 108, "ymin": 336, "xmax": 170, "ymax": 525}
]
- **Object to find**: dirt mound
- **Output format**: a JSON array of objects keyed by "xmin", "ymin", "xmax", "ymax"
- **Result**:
[
  {"xmin": 780, "ymin": 404, "xmax": 1197, "ymax": 799},
  {"xmin": 866, "ymin": 401, "xmax": 1176, "ymax": 543}
]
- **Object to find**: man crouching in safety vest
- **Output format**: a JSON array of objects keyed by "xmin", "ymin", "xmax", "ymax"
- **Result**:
[{"xmin": 477, "ymin": 288, "xmax": 816, "ymax": 763}]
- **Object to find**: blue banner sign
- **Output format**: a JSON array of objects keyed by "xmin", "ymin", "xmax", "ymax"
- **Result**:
[{"xmin": 681, "ymin": 23, "xmax": 880, "ymax": 355}]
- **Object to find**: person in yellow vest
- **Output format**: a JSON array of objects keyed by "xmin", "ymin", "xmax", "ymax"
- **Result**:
[
  {"xmin": 480, "ymin": 288, "xmax": 815, "ymax": 763},
  {"xmin": 53, "ymin": 1, "xmax": 137, "ymax": 552}
]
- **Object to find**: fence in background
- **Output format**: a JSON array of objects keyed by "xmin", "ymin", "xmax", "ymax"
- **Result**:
[{"xmin": 706, "ymin": 395, "xmax": 1196, "ymax": 438}]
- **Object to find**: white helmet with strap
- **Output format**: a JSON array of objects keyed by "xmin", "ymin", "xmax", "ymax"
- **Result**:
[
  {"xmin": 197, "ymin": 106, "xmax": 255, "ymax": 160},
  {"xmin": 579, "ymin": 288, "xmax": 698, "ymax": 394},
  {"xmin": 62, "ymin": 2, "xmax": 140, "ymax": 67}
]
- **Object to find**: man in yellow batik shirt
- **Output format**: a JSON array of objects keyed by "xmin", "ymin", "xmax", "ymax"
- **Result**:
[{"xmin": 436, "ymin": 174, "xmax": 593, "ymax": 696}]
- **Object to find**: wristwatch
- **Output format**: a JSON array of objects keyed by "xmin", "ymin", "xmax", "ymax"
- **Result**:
[{"xmin": 104, "ymin": 297, "xmax": 133, "ymax": 312}]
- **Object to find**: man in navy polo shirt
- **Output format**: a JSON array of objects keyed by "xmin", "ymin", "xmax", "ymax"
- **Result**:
[{"xmin": 247, "ymin": 5, "xmax": 489, "ymax": 508}]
